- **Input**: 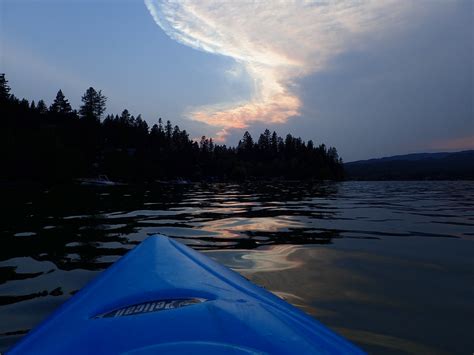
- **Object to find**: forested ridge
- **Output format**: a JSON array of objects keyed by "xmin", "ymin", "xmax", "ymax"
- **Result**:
[{"xmin": 0, "ymin": 74, "xmax": 344, "ymax": 182}]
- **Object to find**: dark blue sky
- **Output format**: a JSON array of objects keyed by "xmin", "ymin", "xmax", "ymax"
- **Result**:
[{"xmin": 1, "ymin": 0, "xmax": 472, "ymax": 161}]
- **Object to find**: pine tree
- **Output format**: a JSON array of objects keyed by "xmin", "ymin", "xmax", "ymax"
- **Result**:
[
  {"xmin": 135, "ymin": 114, "xmax": 149, "ymax": 134},
  {"xmin": 119, "ymin": 109, "xmax": 132, "ymax": 126},
  {"xmin": 200, "ymin": 136, "xmax": 209, "ymax": 152},
  {"xmin": 37, "ymin": 100, "xmax": 48, "ymax": 114},
  {"xmin": 79, "ymin": 87, "xmax": 107, "ymax": 122},
  {"xmin": 150, "ymin": 124, "xmax": 160, "ymax": 136},
  {"xmin": 327, "ymin": 147, "xmax": 339, "ymax": 162},
  {"xmin": 165, "ymin": 120, "xmax": 173, "ymax": 140},
  {"xmin": 242, "ymin": 131, "xmax": 254, "ymax": 152},
  {"xmin": 0, "ymin": 73, "xmax": 11, "ymax": 101},
  {"xmin": 271, "ymin": 131, "xmax": 278, "ymax": 152},
  {"xmin": 49, "ymin": 90, "xmax": 72, "ymax": 114},
  {"xmin": 20, "ymin": 98, "xmax": 29, "ymax": 109},
  {"xmin": 258, "ymin": 129, "xmax": 271, "ymax": 152}
]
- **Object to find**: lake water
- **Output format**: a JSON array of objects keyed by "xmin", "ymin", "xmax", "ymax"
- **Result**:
[{"xmin": 0, "ymin": 181, "xmax": 473, "ymax": 354}]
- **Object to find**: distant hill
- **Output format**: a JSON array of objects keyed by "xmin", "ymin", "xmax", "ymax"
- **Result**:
[{"xmin": 344, "ymin": 150, "xmax": 474, "ymax": 180}]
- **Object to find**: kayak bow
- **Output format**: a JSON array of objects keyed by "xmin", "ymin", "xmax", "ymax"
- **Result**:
[{"xmin": 8, "ymin": 235, "xmax": 364, "ymax": 354}]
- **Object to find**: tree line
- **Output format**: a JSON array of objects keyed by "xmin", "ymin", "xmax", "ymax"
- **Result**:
[{"xmin": 0, "ymin": 74, "xmax": 344, "ymax": 182}]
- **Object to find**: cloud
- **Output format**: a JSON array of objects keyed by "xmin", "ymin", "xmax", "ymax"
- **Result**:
[{"xmin": 145, "ymin": 0, "xmax": 412, "ymax": 139}]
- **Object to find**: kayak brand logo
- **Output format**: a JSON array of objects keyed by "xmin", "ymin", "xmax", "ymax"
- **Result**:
[{"xmin": 93, "ymin": 298, "xmax": 207, "ymax": 319}]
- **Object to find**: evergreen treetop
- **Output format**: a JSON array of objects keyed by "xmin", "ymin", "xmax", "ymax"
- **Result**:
[
  {"xmin": 0, "ymin": 73, "xmax": 11, "ymax": 101},
  {"xmin": 49, "ymin": 90, "xmax": 72, "ymax": 114}
]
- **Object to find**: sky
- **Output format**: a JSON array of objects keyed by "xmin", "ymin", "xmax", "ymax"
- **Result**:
[{"xmin": 1, "ymin": 0, "xmax": 472, "ymax": 161}]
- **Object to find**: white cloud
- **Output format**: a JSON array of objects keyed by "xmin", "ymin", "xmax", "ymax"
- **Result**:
[{"xmin": 145, "ymin": 0, "xmax": 414, "ymax": 140}]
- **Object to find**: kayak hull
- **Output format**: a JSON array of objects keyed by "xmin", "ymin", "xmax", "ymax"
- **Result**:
[{"xmin": 8, "ymin": 235, "xmax": 364, "ymax": 354}]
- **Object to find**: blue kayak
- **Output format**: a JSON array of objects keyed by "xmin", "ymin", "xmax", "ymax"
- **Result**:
[{"xmin": 8, "ymin": 235, "xmax": 364, "ymax": 354}]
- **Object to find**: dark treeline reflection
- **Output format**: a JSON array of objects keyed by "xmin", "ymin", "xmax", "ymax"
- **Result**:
[
  {"xmin": 0, "ymin": 74, "xmax": 343, "ymax": 182},
  {"xmin": 0, "ymin": 182, "xmax": 342, "ymax": 274}
]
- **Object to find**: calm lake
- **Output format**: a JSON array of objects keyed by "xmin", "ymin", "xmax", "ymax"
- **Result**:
[{"xmin": 0, "ymin": 181, "xmax": 473, "ymax": 354}]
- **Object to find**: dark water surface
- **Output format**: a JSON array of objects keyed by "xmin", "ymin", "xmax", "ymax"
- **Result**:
[{"xmin": 0, "ymin": 181, "xmax": 473, "ymax": 354}]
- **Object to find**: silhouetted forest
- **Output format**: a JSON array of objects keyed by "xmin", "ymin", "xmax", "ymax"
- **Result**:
[{"xmin": 0, "ymin": 74, "xmax": 344, "ymax": 182}]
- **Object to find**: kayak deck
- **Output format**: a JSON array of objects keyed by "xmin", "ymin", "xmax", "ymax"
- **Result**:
[{"xmin": 8, "ymin": 235, "xmax": 364, "ymax": 354}]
